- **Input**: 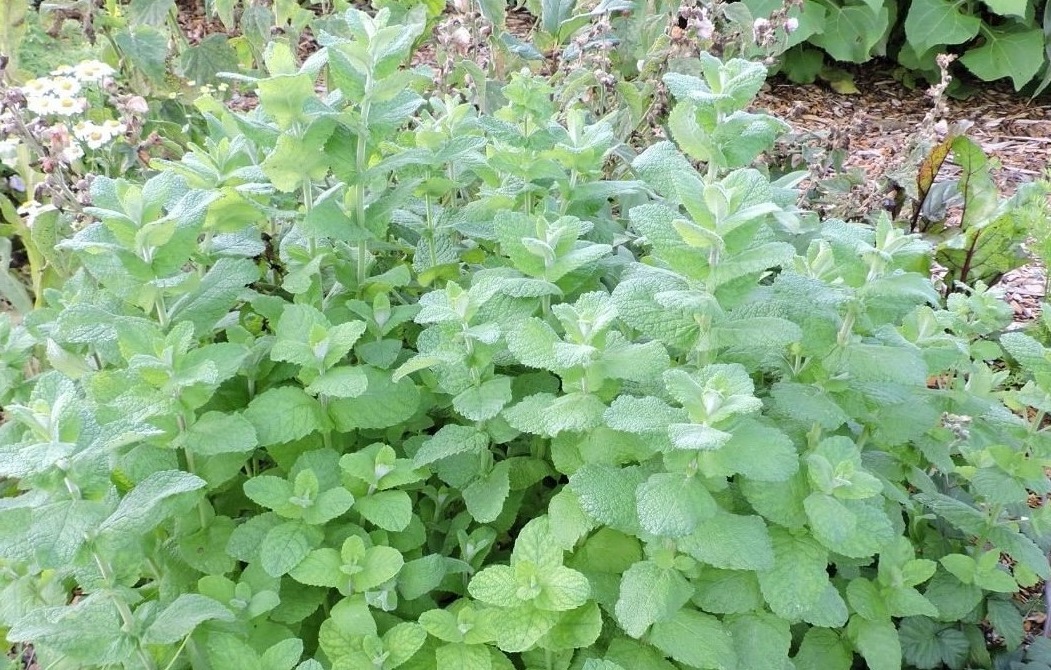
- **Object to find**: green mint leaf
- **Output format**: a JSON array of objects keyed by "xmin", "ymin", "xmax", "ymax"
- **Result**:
[
  {"xmin": 493, "ymin": 605, "xmax": 561, "ymax": 653},
  {"xmin": 728, "ymin": 612, "xmax": 791, "ymax": 670},
  {"xmin": 142, "ymin": 594, "xmax": 234, "ymax": 644},
  {"xmin": 261, "ymin": 638, "xmax": 305, "ymax": 670},
  {"xmin": 704, "ymin": 420, "xmax": 798, "ymax": 481},
  {"xmin": 415, "ymin": 425, "xmax": 489, "ymax": 467},
  {"xmin": 793, "ymin": 629, "xmax": 853, "ymax": 670},
  {"xmin": 679, "ymin": 510, "xmax": 775, "ymax": 571},
  {"xmin": 985, "ymin": 597, "xmax": 1024, "ymax": 650},
  {"xmin": 758, "ymin": 528, "xmax": 830, "ymax": 620},
  {"xmin": 453, "ymin": 376, "xmax": 514, "ymax": 421},
  {"xmin": 636, "ymin": 472, "xmax": 717, "ymax": 537},
  {"xmin": 306, "ymin": 366, "xmax": 369, "ymax": 398},
  {"xmin": 568, "ymin": 464, "xmax": 644, "ymax": 533},
  {"xmin": 693, "ymin": 569, "xmax": 763, "ymax": 614},
  {"xmin": 99, "ymin": 470, "xmax": 206, "ymax": 537},
  {"xmin": 290, "ymin": 548, "xmax": 342, "ymax": 588},
  {"xmin": 648, "ymin": 608, "xmax": 738, "ymax": 670},
  {"xmin": 397, "ymin": 554, "xmax": 448, "ymax": 601},
  {"xmin": 899, "ymin": 616, "xmax": 969, "ymax": 670},
  {"xmin": 182, "ymin": 411, "xmax": 258, "ymax": 455},
  {"xmin": 470, "ymin": 565, "xmax": 519, "ymax": 607},
  {"xmin": 614, "ymin": 560, "xmax": 693, "ymax": 638},
  {"xmin": 302, "ymin": 486, "xmax": 355, "ymax": 526},
  {"xmin": 355, "ymin": 490, "xmax": 412, "ymax": 531},
  {"xmin": 435, "ymin": 643, "xmax": 492, "ymax": 670},
  {"xmin": 261, "ymin": 520, "xmax": 322, "ymax": 577},
  {"xmin": 329, "ymin": 367, "xmax": 421, "ymax": 431},
  {"xmin": 245, "ymin": 387, "xmax": 330, "ymax": 446},
  {"xmin": 847, "ymin": 616, "xmax": 901, "ymax": 670},
  {"xmin": 463, "ymin": 461, "xmax": 512, "ymax": 523},
  {"xmin": 541, "ymin": 601, "xmax": 603, "ymax": 650},
  {"xmin": 605, "ymin": 396, "xmax": 687, "ymax": 434}
]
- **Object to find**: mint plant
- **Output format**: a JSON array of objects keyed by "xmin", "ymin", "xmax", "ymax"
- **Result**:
[{"xmin": 2, "ymin": 6, "xmax": 1050, "ymax": 670}]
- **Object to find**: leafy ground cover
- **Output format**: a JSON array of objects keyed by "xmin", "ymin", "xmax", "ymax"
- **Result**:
[{"xmin": 1, "ymin": 2, "xmax": 1051, "ymax": 670}]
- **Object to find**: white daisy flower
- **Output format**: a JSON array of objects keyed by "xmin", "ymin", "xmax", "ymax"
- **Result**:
[
  {"xmin": 74, "ymin": 121, "xmax": 115, "ymax": 150},
  {"xmin": 50, "ymin": 76, "xmax": 82, "ymax": 97},
  {"xmin": 25, "ymin": 95, "xmax": 54, "ymax": 117},
  {"xmin": 73, "ymin": 60, "xmax": 116, "ymax": 83},
  {"xmin": 101, "ymin": 119, "xmax": 127, "ymax": 136},
  {"xmin": 51, "ymin": 65, "xmax": 76, "ymax": 77},
  {"xmin": 50, "ymin": 96, "xmax": 87, "ymax": 116},
  {"xmin": 20, "ymin": 77, "xmax": 54, "ymax": 97}
]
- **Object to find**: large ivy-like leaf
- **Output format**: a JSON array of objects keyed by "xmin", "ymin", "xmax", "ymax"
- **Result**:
[
  {"xmin": 904, "ymin": 0, "xmax": 981, "ymax": 54},
  {"xmin": 960, "ymin": 26, "xmax": 1045, "ymax": 89}
]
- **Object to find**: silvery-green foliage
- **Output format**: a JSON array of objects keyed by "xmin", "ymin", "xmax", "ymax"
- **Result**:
[{"xmin": 0, "ymin": 12, "xmax": 1048, "ymax": 670}]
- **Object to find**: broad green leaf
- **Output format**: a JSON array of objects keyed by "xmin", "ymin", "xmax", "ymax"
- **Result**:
[
  {"xmin": 415, "ymin": 425, "xmax": 489, "ymax": 467},
  {"xmin": 492, "ymin": 605, "xmax": 560, "ymax": 653},
  {"xmin": 904, "ymin": 0, "xmax": 981, "ymax": 53},
  {"xmin": 848, "ymin": 616, "xmax": 901, "ymax": 670},
  {"xmin": 290, "ymin": 548, "xmax": 342, "ymax": 588},
  {"xmin": 398, "ymin": 555, "xmax": 448, "ymax": 601},
  {"xmin": 181, "ymin": 33, "xmax": 239, "ymax": 85},
  {"xmin": 143, "ymin": 594, "xmax": 234, "ymax": 644},
  {"xmin": 261, "ymin": 521, "xmax": 321, "ymax": 577},
  {"xmin": 306, "ymin": 366, "xmax": 369, "ymax": 399},
  {"xmin": 258, "ymin": 74, "xmax": 317, "ymax": 129},
  {"xmin": 244, "ymin": 387, "xmax": 330, "ymax": 446},
  {"xmin": 569, "ymin": 464, "xmax": 643, "ymax": 533},
  {"xmin": 453, "ymin": 377, "xmax": 514, "ymax": 421},
  {"xmin": 355, "ymin": 490, "xmax": 412, "ymax": 531},
  {"xmin": 960, "ymin": 26, "xmax": 1045, "ymax": 89},
  {"xmin": 898, "ymin": 617, "xmax": 969, "ymax": 669},
  {"xmin": 635, "ymin": 472, "xmax": 717, "ymax": 537},
  {"xmin": 614, "ymin": 560, "xmax": 693, "ymax": 638},
  {"xmin": 793, "ymin": 629, "xmax": 852, "ymax": 670},
  {"xmin": 810, "ymin": 4, "xmax": 889, "ymax": 63},
  {"xmin": 329, "ymin": 367, "xmax": 421, "ymax": 431},
  {"xmin": 679, "ymin": 511, "xmax": 775, "ymax": 571},
  {"xmin": 183, "ymin": 411, "xmax": 258, "ymax": 455},
  {"xmin": 649, "ymin": 609, "xmax": 738, "ymax": 670},
  {"xmin": 728, "ymin": 612, "xmax": 791, "ymax": 670},
  {"xmin": 463, "ymin": 461, "xmax": 511, "ymax": 523},
  {"xmin": 100, "ymin": 470, "xmax": 206, "ymax": 536},
  {"xmin": 980, "ymin": 0, "xmax": 1029, "ymax": 18},
  {"xmin": 758, "ymin": 528, "xmax": 829, "ymax": 620},
  {"xmin": 541, "ymin": 601, "xmax": 603, "ymax": 650},
  {"xmin": 114, "ymin": 26, "xmax": 168, "ymax": 81},
  {"xmin": 436, "ymin": 643, "xmax": 492, "ymax": 670}
]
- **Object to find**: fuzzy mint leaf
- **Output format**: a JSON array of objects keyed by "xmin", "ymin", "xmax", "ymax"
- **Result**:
[
  {"xmin": 261, "ymin": 520, "xmax": 322, "ymax": 577},
  {"xmin": 568, "ymin": 464, "xmax": 644, "ymax": 533},
  {"xmin": 453, "ymin": 376, "xmax": 514, "ymax": 421},
  {"xmin": 306, "ymin": 366, "xmax": 369, "ymax": 399},
  {"xmin": 635, "ymin": 472, "xmax": 718, "ymax": 537},
  {"xmin": 758, "ymin": 528, "xmax": 830, "ymax": 620},
  {"xmin": 99, "ymin": 470, "xmax": 206, "ymax": 537},
  {"xmin": 605, "ymin": 395, "xmax": 687, "ymax": 434},
  {"xmin": 614, "ymin": 559, "xmax": 693, "ymax": 638},
  {"xmin": 648, "ymin": 608, "xmax": 738, "ymax": 670},
  {"xmin": 503, "ymin": 392, "xmax": 606, "ymax": 437},
  {"xmin": 244, "ymin": 387, "xmax": 330, "ymax": 446},
  {"xmin": 434, "ymin": 643, "xmax": 491, "ymax": 670},
  {"xmin": 182, "ymin": 411, "xmax": 258, "ymax": 455},
  {"xmin": 463, "ymin": 461, "xmax": 511, "ymax": 523},
  {"xmin": 793, "ymin": 629, "xmax": 853, "ymax": 670},
  {"xmin": 728, "ymin": 612, "xmax": 791, "ymax": 670},
  {"xmin": 414, "ymin": 425, "xmax": 489, "ymax": 467},
  {"xmin": 678, "ymin": 510, "xmax": 775, "ymax": 571},
  {"xmin": 703, "ymin": 420, "xmax": 798, "ymax": 482},
  {"xmin": 142, "ymin": 594, "xmax": 234, "ymax": 644},
  {"xmin": 848, "ymin": 616, "xmax": 901, "ymax": 670},
  {"xmin": 355, "ymin": 490, "xmax": 412, "ymax": 531},
  {"xmin": 329, "ymin": 366, "xmax": 421, "ymax": 431}
]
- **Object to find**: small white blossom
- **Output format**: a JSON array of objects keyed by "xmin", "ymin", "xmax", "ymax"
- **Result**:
[
  {"xmin": 25, "ymin": 95, "xmax": 53, "ymax": 117},
  {"xmin": 785, "ymin": 17, "xmax": 800, "ymax": 33},
  {"xmin": 50, "ymin": 76, "xmax": 82, "ymax": 97},
  {"xmin": 51, "ymin": 64, "xmax": 76, "ymax": 77},
  {"xmin": 753, "ymin": 17, "xmax": 770, "ymax": 31},
  {"xmin": 21, "ymin": 78, "xmax": 54, "ymax": 97},
  {"xmin": 72, "ymin": 60, "xmax": 116, "ymax": 83},
  {"xmin": 50, "ymin": 96, "xmax": 87, "ymax": 116},
  {"xmin": 102, "ymin": 119, "xmax": 127, "ymax": 136}
]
